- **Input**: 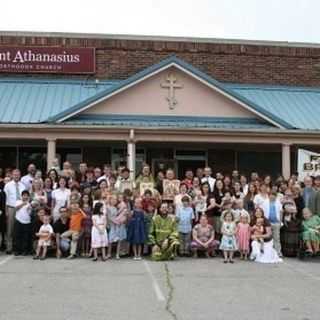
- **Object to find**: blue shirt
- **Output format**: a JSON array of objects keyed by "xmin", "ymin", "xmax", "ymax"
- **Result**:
[
  {"xmin": 176, "ymin": 206, "xmax": 194, "ymax": 233},
  {"xmin": 269, "ymin": 201, "xmax": 279, "ymax": 223}
]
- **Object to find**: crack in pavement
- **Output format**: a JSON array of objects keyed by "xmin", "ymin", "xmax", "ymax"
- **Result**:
[{"xmin": 164, "ymin": 263, "xmax": 179, "ymax": 320}]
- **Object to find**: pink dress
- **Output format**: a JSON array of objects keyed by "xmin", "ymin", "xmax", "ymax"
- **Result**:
[{"xmin": 236, "ymin": 223, "xmax": 251, "ymax": 251}]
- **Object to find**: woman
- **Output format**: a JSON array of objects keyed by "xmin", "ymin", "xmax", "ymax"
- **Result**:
[
  {"xmin": 250, "ymin": 208, "xmax": 282, "ymax": 263},
  {"xmin": 210, "ymin": 179, "xmax": 225, "ymax": 236},
  {"xmin": 223, "ymin": 175, "xmax": 232, "ymax": 192},
  {"xmin": 31, "ymin": 179, "xmax": 47, "ymax": 207},
  {"xmin": 292, "ymin": 184, "xmax": 305, "ymax": 219},
  {"xmin": 47, "ymin": 168, "xmax": 58, "ymax": 189},
  {"xmin": 280, "ymin": 189, "xmax": 301, "ymax": 257},
  {"xmin": 43, "ymin": 177, "xmax": 53, "ymax": 209},
  {"xmin": 135, "ymin": 165, "xmax": 154, "ymax": 191},
  {"xmin": 188, "ymin": 176, "xmax": 202, "ymax": 198},
  {"xmin": 191, "ymin": 215, "xmax": 218, "ymax": 258},
  {"xmin": 243, "ymin": 183, "xmax": 257, "ymax": 216},
  {"xmin": 51, "ymin": 177, "xmax": 71, "ymax": 222}
]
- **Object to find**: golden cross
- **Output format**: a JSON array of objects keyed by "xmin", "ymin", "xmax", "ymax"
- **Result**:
[{"xmin": 161, "ymin": 72, "xmax": 183, "ymax": 109}]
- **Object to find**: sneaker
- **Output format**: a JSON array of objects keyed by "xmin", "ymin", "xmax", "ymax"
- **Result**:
[
  {"xmin": 133, "ymin": 256, "xmax": 138, "ymax": 261},
  {"xmin": 136, "ymin": 256, "xmax": 142, "ymax": 261},
  {"xmin": 92, "ymin": 257, "xmax": 98, "ymax": 262},
  {"xmin": 33, "ymin": 255, "xmax": 40, "ymax": 260},
  {"xmin": 67, "ymin": 255, "xmax": 76, "ymax": 260}
]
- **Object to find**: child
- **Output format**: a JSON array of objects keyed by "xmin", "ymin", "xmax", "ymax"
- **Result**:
[
  {"xmin": 232, "ymin": 199, "xmax": 248, "ymax": 223},
  {"xmin": 127, "ymin": 197, "xmax": 147, "ymax": 260},
  {"xmin": 302, "ymin": 208, "xmax": 320, "ymax": 255},
  {"xmin": 91, "ymin": 202, "xmax": 108, "ymax": 261},
  {"xmin": 80, "ymin": 193, "xmax": 93, "ymax": 257},
  {"xmin": 106, "ymin": 195, "xmax": 127, "ymax": 259},
  {"xmin": 236, "ymin": 212, "xmax": 251, "ymax": 260},
  {"xmin": 14, "ymin": 190, "xmax": 32, "ymax": 256},
  {"xmin": 167, "ymin": 203, "xmax": 176, "ymax": 221},
  {"xmin": 176, "ymin": 196, "xmax": 195, "ymax": 256},
  {"xmin": 193, "ymin": 189, "xmax": 206, "ymax": 222},
  {"xmin": 33, "ymin": 215, "xmax": 53, "ymax": 260},
  {"xmin": 251, "ymin": 217, "xmax": 265, "ymax": 253},
  {"xmin": 61, "ymin": 201, "xmax": 87, "ymax": 259},
  {"xmin": 219, "ymin": 210, "xmax": 238, "ymax": 263}
]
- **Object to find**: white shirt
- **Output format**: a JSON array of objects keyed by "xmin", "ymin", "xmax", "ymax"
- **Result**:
[
  {"xmin": 21, "ymin": 174, "xmax": 34, "ymax": 190},
  {"xmin": 52, "ymin": 188, "xmax": 71, "ymax": 220},
  {"xmin": 97, "ymin": 175, "xmax": 110, "ymax": 185},
  {"xmin": 39, "ymin": 224, "xmax": 54, "ymax": 235},
  {"xmin": 4, "ymin": 181, "xmax": 26, "ymax": 207},
  {"xmin": 201, "ymin": 176, "xmax": 216, "ymax": 192},
  {"xmin": 15, "ymin": 200, "xmax": 31, "ymax": 224},
  {"xmin": 253, "ymin": 193, "xmax": 270, "ymax": 218}
]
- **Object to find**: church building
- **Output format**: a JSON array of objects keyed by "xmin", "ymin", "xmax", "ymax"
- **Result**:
[{"xmin": 1, "ymin": 31, "xmax": 320, "ymax": 178}]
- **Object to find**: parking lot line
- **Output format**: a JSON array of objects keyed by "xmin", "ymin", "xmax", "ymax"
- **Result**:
[{"xmin": 143, "ymin": 260, "xmax": 166, "ymax": 302}]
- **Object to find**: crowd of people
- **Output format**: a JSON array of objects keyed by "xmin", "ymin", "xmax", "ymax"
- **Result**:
[{"xmin": 0, "ymin": 160, "xmax": 319, "ymax": 263}]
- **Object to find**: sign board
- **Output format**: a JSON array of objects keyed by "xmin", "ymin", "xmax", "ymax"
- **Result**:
[
  {"xmin": 0, "ymin": 46, "xmax": 95, "ymax": 74},
  {"xmin": 298, "ymin": 148, "xmax": 320, "ymax": 180}
]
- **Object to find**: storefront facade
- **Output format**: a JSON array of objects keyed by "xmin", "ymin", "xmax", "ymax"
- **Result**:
[{"xmin": 1, "ymin": 32, "xmax": 320, "ymax": 178}]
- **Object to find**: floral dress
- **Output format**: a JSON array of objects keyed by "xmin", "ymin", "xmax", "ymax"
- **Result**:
[{"xmin": 219, "ymin": 221, "xmax": 238, "ymax": 251}]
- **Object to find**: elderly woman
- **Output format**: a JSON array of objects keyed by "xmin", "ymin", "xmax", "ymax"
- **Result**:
[
  {"xmin": 250, "ymin": 208, "xmax": 282, "ymax": 263},
  {"xmin": 191, "ymin": 215, "xmax": 218, "ymax": 258},
  {"xmin": 280, "ymin": 188, "xmax": 302, "ymax": 257}
]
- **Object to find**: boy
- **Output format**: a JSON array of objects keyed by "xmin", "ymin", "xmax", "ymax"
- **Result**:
[
  {"xmin": 34, "ymin": 214, "xmax": 54, "ymax": 260},
  {"xmin": 14, "ymin": 190, "xmax": 32, "ymax": 256},
  {"xmin": 176, "ymin": 196, "xmax": 194, "ymax": 256},
  {"xmin": 61, "ymin": 201, "xmax": 87, "ymax": 259}
]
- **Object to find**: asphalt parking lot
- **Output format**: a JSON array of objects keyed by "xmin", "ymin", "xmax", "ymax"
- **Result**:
[{"xmin": 0, "ymin": 254, "xmax": 319, "ymax": 320}]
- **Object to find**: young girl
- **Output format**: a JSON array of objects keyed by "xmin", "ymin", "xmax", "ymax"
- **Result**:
[
  {"xmin": 302, "ymin": 208, "xmax": 320, "ymax": 255},
  {"xmin": 127, "ymin": 197, "xmax": 147, "ymax": 260},
  {"xmin": 219, "ymin": 210, "xmax": 238, "ymax": 263},
  {"xmin": 251, "ymin": 217, "xmax": 265, "ymax": 253},
  {"xmin": 106, "ymin": 195, "xmax": 127, "ymax": 259},
  {"xmin": 33, "ymin": 215, "xmax": 54, "ymax": 260},
  {"xmin": 80, "ymin": 193, "xmax": 93, "ymax": 257},
  {"xmin": 236, "ymin": 212, "xmax": 251, "ymax": 260},
  {"xmin": 91, "ymin": 202, "xmax": 108, "ymax": 261}
]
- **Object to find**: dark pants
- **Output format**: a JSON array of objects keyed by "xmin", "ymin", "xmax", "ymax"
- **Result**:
[{"xmin": 14, "ymin": 220, "xmax": 32, "ymax": 254}]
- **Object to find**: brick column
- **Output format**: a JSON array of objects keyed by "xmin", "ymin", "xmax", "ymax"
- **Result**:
[
  {"xmin": 282, "ymin": 143, "xmax": 291, "ymax": 180},
  {"xmin": 47, "ymin": 138, "xmax": 56, "ymax": 172}
]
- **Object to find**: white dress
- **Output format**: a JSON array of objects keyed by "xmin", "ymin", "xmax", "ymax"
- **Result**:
[
  {"xmin": 250, "ymin": 239, "xmax": 283, "ymax": 263},
  {"xmin": 52, "ymin": 188, "xmax": 71, "ymax": 222},
  {"xmin": 91, "ymin": 215, "xmax": 108, "ymax": 249}
]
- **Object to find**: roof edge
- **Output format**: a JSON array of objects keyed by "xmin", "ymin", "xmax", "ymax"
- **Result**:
[{"xmin": 1, "ymin": 30, "xmax": 320, "ymax": 48}]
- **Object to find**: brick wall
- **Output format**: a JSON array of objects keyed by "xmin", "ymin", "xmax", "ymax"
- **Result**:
[{"xmin": 1, "ymin": 34, "xmax": 320, "ymax": 86}]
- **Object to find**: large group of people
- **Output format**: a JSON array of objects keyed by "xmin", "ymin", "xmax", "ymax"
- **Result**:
[{"xmin": 0, "ymin": 159, "xmax": 319, "ymax": 264}]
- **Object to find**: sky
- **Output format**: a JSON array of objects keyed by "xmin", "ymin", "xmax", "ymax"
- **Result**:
[{"xmin": 1, "ymin": 0, "xmax": 319, "ymax": 43}]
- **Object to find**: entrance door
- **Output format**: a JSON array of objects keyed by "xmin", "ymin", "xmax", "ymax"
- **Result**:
[{"xmin": 177, "ymin": 159, "xmax": 206, "ymax": 179}]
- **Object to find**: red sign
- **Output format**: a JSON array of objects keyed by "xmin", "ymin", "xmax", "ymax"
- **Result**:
[{"xmin": 0, "ymin": 46, "xmax": 95, "ymax": 74}]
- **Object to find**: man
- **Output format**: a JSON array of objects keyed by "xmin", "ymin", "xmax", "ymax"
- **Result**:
[
  {"xmin": 76, "ymin": 162, "xmax": 88, "ymax": 183},
  {"xmin": 21, "ymin": 163, "xmax": 36, "ymax": 190},
  {"xmin": 115, "ymin": 167, "xmax": 135, "ymax": 193},
  {"xmin": 53, "ymin": 207, "xmax": 70, "ymax": 258},
  {"xmin": 303, "ymin": 176, "xmax": 316, "ymax": 213},
  {"xmin": 93, "ymin": 167, "xmax": 102, "ymax": 182},
  {"xmin": 4, "ymin": 169, "xmax": 26, "ymax": 254},
  {"xmin": 232, "ymin": 170, "xmax": 240, "ymax": 183},
  {"xmin": 97, "ymin": 164, "xmax": 112, "ymax": 184},
  {"xmin": 0, "ymin": 179, "xmax": 6, "ymax": 251},
  {"xmin": 201, "ymin": 167, "xmax": 216, "ymax": 193},
  {"xmin": 149, "ymin": 202, "xmax": 179, "ymax": 261},
  {"xmin": 250, "ymin": 172, "xmax": 259, "ymax": 183}
]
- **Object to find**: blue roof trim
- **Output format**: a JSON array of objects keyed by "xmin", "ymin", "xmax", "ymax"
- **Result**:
[
  {"xmin": 47, "ymin": 56, "xmax": 292, "ymax": 128},
  {"xmin": 63, "ymin": 114, "xmax": 274, "ymax": 129}
]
